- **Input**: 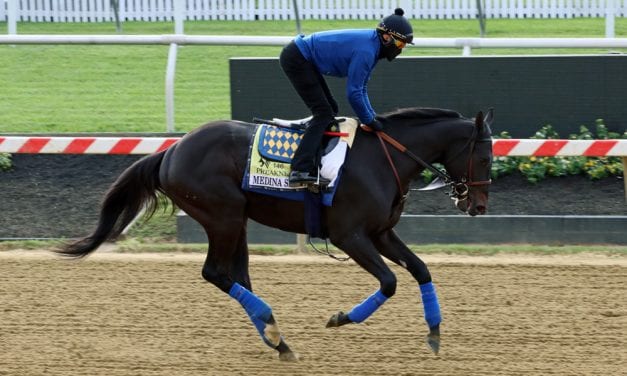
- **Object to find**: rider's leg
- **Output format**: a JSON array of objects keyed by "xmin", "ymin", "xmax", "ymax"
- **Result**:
[
  {"xmin": 316, "ymin": 70, "xmax": 339, "ymax": 116},
  {"xmin": 280, "ymin": 42, "xmax": 335, "ymax": 182}
]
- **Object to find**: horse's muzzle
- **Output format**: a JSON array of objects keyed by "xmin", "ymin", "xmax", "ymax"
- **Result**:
[
  {"xmin": 455, "ymin": 192, "xmax": 488, "ymax": 216},
  {"xmin": 467, "ymin": 204, "xmax": 487, "ymax": 216}
]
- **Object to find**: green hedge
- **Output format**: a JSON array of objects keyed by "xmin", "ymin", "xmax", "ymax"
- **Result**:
[
  {"xmin": 0, "ymin": 153, "xmax": 11, "ymax": 171},
  {"xmin": 494, "ymin": 120, "xmax": 626, "ymax": 183}
]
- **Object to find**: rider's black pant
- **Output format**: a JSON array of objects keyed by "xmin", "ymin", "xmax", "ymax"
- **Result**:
[{"xmin": 279, "ymin": 41, "xmax": 338, "ymax": 173}]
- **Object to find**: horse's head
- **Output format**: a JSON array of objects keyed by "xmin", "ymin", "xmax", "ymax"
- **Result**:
[{"xmin": 442, "ymin": 110, "xmax": 493, "ymax": 216}]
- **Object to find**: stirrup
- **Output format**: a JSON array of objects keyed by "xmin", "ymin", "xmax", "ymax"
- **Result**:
[{"xmin": 288, "ymin": 171, "xmax": 330, "ymax": 188}]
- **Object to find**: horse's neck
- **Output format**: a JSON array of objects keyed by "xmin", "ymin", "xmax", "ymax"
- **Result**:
[
  {"xmin": 385, "ymin": 120, "xmax": 470, "ymax": 179},
  {"xmin": 397, "ymin": 119, "xmax": 461, "ymax": 154}
]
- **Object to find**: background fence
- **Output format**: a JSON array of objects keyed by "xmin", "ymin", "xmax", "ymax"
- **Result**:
[{"xmin": 1, "ymin": 0, "xmax": 626, "ymax": 22}]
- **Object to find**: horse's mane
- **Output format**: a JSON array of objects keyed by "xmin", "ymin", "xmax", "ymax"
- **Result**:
[{"xmin": 381, "ymin": 107, "xmax": 463, "ymax": 121}]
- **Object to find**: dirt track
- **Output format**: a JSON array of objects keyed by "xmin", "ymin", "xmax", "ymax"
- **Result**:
[{"xmin": 1, "ymin": 251, "xmax": 625, "ymax": 375}]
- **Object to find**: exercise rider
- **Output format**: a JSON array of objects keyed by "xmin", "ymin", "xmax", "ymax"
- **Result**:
[{"xmin": 279, "ymin": 8, "xmax": 414, "ymax": 187}]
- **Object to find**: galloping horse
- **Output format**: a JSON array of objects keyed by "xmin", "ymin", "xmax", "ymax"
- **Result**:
[{"xmin": 58, "ymin": 107, "xmax": 493, "ymax": 361}]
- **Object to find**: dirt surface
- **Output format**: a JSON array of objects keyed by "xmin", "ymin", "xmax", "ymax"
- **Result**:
[
  {"xmin": 1, "ymin": 155, "xmax": 625, "ymax": 238},
  {"xmin": 0, "ymin": 251, "xmax": 625, "ymax": 376}
]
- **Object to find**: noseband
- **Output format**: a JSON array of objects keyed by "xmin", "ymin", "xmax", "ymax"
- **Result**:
[{"xmin": 361, "ymin": 124, "xmax": 492, "ymax": 203}]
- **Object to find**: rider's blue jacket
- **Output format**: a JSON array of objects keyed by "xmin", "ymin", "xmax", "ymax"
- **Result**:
[{"xmin": 294, "ymin": 29, "xmax": 381, "ymax": 125}]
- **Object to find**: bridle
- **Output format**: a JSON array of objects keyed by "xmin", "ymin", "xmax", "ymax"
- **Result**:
[
  {"xmin": 440, "ymin": 124, "xmax": 493, "ymax": 203},
  {"xmin": 361, "ymin": 123, "xmax": 492, "ymax": 203}
]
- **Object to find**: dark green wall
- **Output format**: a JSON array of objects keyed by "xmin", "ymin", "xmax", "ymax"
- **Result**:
[{"xmin": 230, "ymin": 55, "xmax": 627, "ymax": 138}]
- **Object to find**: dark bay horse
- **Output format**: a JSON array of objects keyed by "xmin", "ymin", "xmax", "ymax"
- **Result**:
[{"xmin": 58, "ymin": 107, "xmax": 493, "ymax": 361}]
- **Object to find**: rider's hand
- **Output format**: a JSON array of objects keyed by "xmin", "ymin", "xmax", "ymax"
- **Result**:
[{"xmin": 367, "ymin": 119, "xmax": 384, "ymax": 131}]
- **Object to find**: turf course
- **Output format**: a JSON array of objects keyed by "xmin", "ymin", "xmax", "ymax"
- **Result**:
[{"xmin": 1, "ymin": 18, "xmax": 626, "ymax": 133}]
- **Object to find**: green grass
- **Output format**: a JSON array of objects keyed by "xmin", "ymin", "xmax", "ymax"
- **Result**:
[{"xmin": 1, "ymin": 18, "xmax": 627, "ymax": 133}]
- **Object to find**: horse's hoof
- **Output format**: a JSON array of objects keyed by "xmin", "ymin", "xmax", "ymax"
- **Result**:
[
  {"xmin": 326, "ymin": 311, "xmax": 351, "ymax": 328},
  {"xmin": 275, "ymin": 338, "xmax": 298, "ymax": 361},
  {"xmin": 263, "ymin": 321, "xmax": 282, "ymax": 347},
  {"xmin": 279, "ymin": 351, "xmax": 299, "ymax": 362},
  {"xmin": 427, "ymin": 327, "xmax": 440, "ymax": 355}
]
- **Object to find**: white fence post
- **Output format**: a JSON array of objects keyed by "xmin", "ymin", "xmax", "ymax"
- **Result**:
[
  {"xmin": 296, "ymin": 234, "xmax": 306, "ymax": 253},
  {"xmin": 173, "ymin": 0, "xmax": 184, "ymax": 34},
  {"xmin": 7, "ymin": 0, "xmax": 17, "ymax": 34},
  {"xmin": 606, "ymin": 0, "xmax": 616, "ymax": 38},
  {"xmin": 165, "ymin": 43, "xmax": 178, "ymax": 133}
]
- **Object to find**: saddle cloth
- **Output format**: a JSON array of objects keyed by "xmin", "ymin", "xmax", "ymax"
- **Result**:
[{"xmin": 242, "ymin": 118, "xmax": 358, "ymax": 205}]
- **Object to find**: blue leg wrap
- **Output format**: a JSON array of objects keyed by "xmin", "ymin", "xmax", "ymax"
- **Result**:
[
  {"xmin": 419, "ymin": 282, "xmax": 442, "ymax": 328},
  {"xmin": 229, "ymin": 283, "xmax": 273, "ymax": 345},
  {"xmin": 347, "ymin": 290, "xmax": 388, "ymax": 323}
]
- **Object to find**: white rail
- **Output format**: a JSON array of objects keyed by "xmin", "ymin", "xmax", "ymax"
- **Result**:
[
  {"xmin": 3, "ymin": 35, "xmax": 627, "ymax": 49},
  {"xmin": 0, "ymin": 34, "xmax": 294, "ymax": 45}
]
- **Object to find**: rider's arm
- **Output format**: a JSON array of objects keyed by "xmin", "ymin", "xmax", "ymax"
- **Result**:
[{"xmin": 346, "ymin": 55, "xmax": 378, "ymax": 125}]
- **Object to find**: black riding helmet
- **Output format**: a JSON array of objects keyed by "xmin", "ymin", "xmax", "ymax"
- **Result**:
[
  {"xmin": 376, "ymin": 8, "xmax": 413, "ymax": 61},
  {"xmin": 377, "ymin": 8, "xmax": 414, "ymax": 45}
]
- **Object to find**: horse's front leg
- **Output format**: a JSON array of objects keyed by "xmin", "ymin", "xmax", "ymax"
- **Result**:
[
  {"xmin": 326, "ymin": 232, "xmax": 397, "ymax": 328},
  {"xmin": 374, "ymin": 230, "xmax": 442, "ymax": 355}
]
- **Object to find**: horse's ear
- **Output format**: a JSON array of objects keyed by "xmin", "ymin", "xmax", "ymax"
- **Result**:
[{"xmin": 484, "ymin": 108, "xmax": 494, "ymax": 125}]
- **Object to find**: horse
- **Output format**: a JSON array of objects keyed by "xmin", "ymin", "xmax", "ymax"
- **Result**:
[{"xmin": 57, "ymin": 107, "xmax": 494, "ymax": 361}]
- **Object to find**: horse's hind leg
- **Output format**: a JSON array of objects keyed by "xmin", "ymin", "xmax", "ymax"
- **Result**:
[
  {"xmin": 326, "ymin": 232, "xmax": 397, "ymax": 328},
  {"xmin": 222, "ymin": 229, "xmax": 297, "ymax": 361},
  {"xmin": 177, "ymin": 202, "xmax": 297, "ymax": 361},
  {"xmin": 373, "ymin": 230, "xmax": 442, "ymax": 355}
]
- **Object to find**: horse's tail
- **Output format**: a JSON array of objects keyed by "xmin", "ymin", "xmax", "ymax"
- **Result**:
[{"xmin": 57, "ymin": 151, "xmax": 167, "ymax": 258}]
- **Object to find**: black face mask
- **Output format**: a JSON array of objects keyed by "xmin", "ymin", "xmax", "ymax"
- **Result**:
[{"xmin": 378, "ymin": 35, "xmax": 402, "ymax": 61}]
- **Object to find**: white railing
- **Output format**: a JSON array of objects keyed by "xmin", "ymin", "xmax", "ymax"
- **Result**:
[
  {"xmin": 1, "ymin": 0, "xmax": 626, "ymax": 22},
  {"xmin": 3, "ymin": 33, "xmax": 627, "ymax": 50}
]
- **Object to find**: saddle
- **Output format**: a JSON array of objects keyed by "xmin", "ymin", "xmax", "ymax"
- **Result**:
[{"xmin": 262, "ymin": 116, "xmax": 312, "ymax": 130}]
